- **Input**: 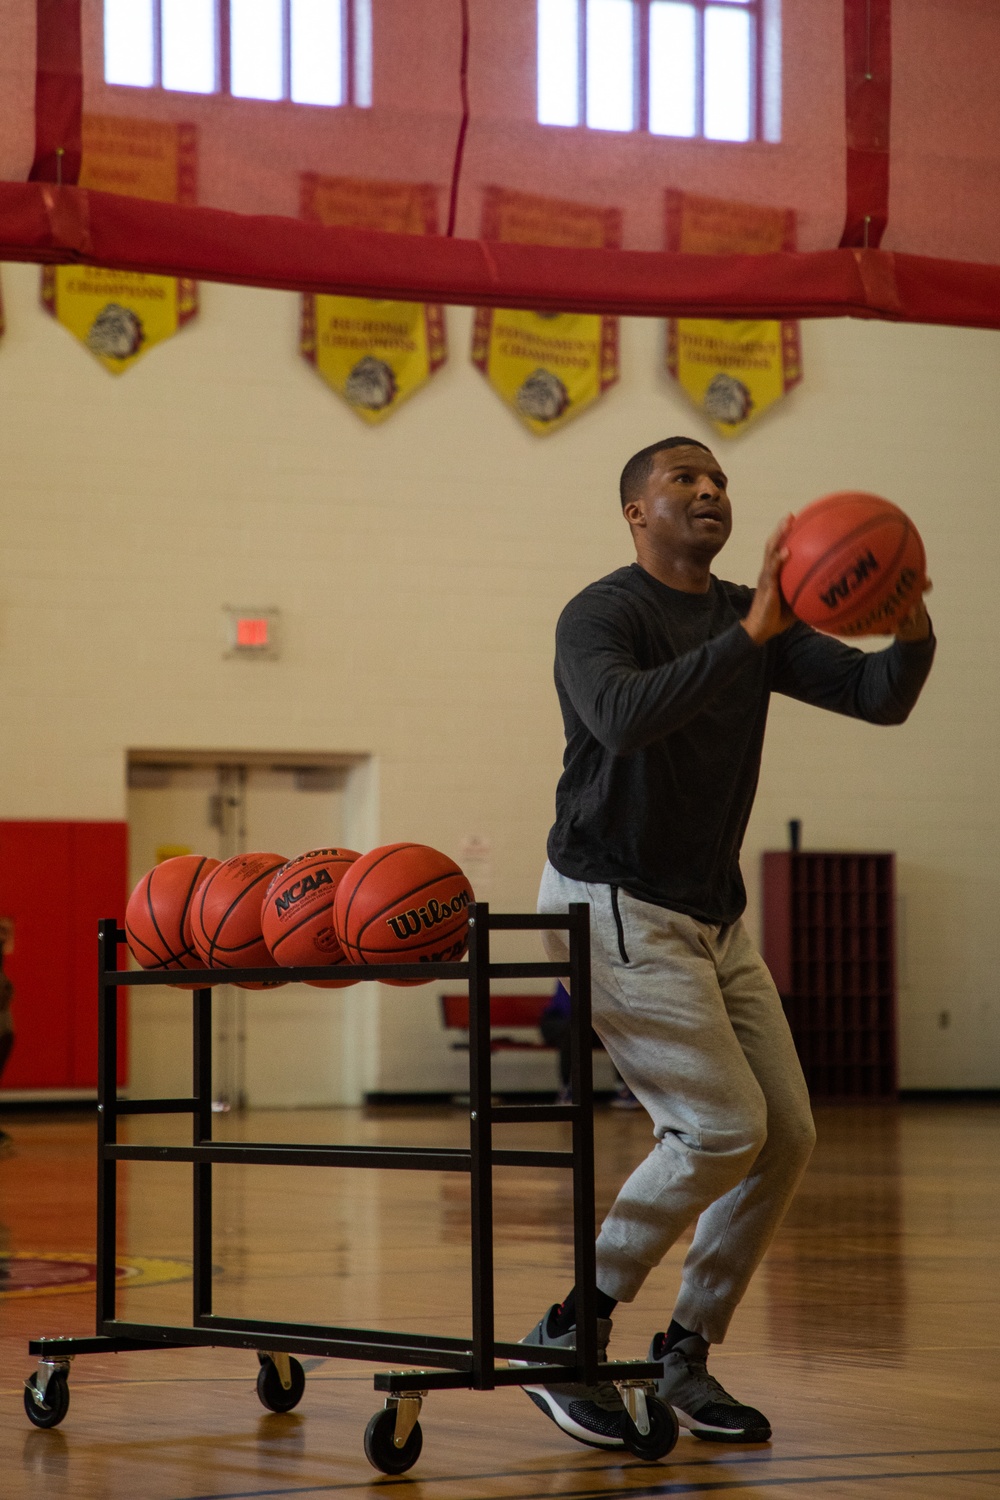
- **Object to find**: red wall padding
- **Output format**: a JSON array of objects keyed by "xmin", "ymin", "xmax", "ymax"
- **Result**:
[
  {"xmin": 5, "ymin": 3, "xmax": 1000, "ymax": 331},
  {"xmin": 0, "ymin": 820, "xmax": 128, "ymax": 1091}
]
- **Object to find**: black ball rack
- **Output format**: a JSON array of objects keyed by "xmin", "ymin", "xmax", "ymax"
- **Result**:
[{"xmin": 24, "ymin": 902, "xmax": 672, "ymax": 1471}]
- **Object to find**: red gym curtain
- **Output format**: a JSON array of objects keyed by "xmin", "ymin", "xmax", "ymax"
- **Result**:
[{"xmin": 2, "ymin": 0, "xmax": 1000, "ymax": 327}]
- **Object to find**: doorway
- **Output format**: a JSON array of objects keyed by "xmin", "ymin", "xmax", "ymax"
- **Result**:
[{"xmin": 126, "ymin": 750, "xmax": 376, "ymax": 1108}]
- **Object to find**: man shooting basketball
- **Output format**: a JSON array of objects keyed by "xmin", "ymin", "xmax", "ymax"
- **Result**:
[{"xmin": 519, "ymin": 438, "xmax": 934, "ymax": 1449}]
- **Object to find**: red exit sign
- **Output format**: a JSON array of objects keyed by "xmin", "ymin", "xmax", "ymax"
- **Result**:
[
  {"xmin": 236, "ymin": 617, "xmax": 269, "ymax": 647},
  {"xmin": 224, "ymin": 607, "xmax": 280, "ymax": 658}
]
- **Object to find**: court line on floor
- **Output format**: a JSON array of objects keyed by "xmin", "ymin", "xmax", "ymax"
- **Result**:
[
  {"xmin": 518, "ymin": 1468, "xmax": 1000, "ymax": 1499},
  {"xmin": 175, "ymin": 1470, "xmax": 1000, "ymax": 1500},
  {"xmin": 170, "ymin": 1452, "xmax": 1000, "ymax": 1500}
]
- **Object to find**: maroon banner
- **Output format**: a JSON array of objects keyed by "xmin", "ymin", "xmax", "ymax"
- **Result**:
[
  {"xmin": 840, "ymin": 0, "xmax": 892, "ymax": 248},
  {"xmin": 29, "ymin": 0, "xmax": 83, "ymax": 186},
  {"xmin": 5, "ymin": 182, "xmax": 1000, "ymax": 332}
]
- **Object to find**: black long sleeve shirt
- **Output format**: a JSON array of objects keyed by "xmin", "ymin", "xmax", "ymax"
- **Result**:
[{"xmin": 547, "ymin": 563, "xmax": 936, "ymax": 923}]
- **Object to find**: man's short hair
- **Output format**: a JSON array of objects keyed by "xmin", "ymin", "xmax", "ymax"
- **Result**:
[{"xmin": 620, "ymin": 436, "xmax": 713, "ymax": 510}]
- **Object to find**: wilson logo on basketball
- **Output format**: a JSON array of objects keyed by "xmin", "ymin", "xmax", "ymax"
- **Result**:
[
  {"xmin": 273, "ymin": 869, "xmax": 333, "ymax": 914},
  {"xmin": 385, "ymin": 891, "xmax": 471, "ymax": 942},
  {"xmin": 818, "ymin": 549, "xmax": 880, "ymax": 611}
]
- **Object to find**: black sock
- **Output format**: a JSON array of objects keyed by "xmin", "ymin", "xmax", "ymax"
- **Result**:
[
  {"xmin": 594, "ymin": 1288, "xmax": 618, "ymax": 1320},
  {"xmin": 548, "ymin": 1286, "xmax": 618, "ymax": 1334},
  {"xmin": 664, "ymin": 1318, "xmax": 695, "ymax": 1351}
]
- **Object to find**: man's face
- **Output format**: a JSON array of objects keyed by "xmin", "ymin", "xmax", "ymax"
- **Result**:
[{"xmin": 626, "ymin": 445, "xmax": 733, "ymax": 559}]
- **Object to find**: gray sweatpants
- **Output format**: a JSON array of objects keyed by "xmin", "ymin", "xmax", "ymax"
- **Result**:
[{"xmin": 539, "ymin": 862, "xmax": 816, "ymax": 1345}]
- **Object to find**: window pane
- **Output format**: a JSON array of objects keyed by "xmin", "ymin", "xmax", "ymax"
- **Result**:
[
  {"xmin": 538, "ymin": 0, "xmax": 579, "ymax": 127},
  {"xmin": 649, "ymin": 2, "xmax": 695, "ymax": 137},
  {"xmin": 762, "ymin": 0, "xmax": 781, "ymax": 142},
  {"xmin": 291, "ymin": 0, "xmax": 344, "ymax": 106},
  {"xmin": 587, "ymin": 0, "xmax": 634, "ymax": 131},
  {"xmin": 104, "ymin": 0, "xmax": 155, "ymax": 86},
  {"xmin": 231, "ymin": 0, "xmax": 283, "ymax": 100},
  {"xmin": 704, "ymin": 4, "xmax": 752, "ymax": 141},
  {"xmin": 162, "ymin": 0, "xmax": 217, "ymax": 93},
  {"xmin": 353, "ymin": 0, "xmax": 373, "ymax": 107}
]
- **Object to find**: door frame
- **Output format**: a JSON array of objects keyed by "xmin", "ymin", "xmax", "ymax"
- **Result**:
[{"xmin": 125, "ymin": 748, "xmax": 379, "ymax": 1108}]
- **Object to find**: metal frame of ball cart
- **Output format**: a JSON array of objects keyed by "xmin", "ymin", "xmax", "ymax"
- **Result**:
[{"xmin": 24, "ymin": 903, "xmax": 675, "ymax": 1472}]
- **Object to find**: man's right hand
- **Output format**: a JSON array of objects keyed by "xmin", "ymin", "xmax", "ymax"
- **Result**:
[{"xmin": 741, "ymin": 516, "xmax": 798, "ymax": 646}]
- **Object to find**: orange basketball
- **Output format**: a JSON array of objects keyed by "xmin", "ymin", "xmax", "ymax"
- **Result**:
[
  {"xmin": 333, "ymin": 843, "xmax": 474, "ymax": 984},
  {"xmin": 261, "ymin": 847, "xmax": 361, "ymax": 988},
  {"xmin": 126, "ymin": 855, "xmax": 220, "ymax": 983},
  {"xmin": 780, "ymin": 491, "xmax": 926, "ymax": 637},
  {"xmin": 190, "ymin": 851, "xmax": 288, "ymax": 989}
]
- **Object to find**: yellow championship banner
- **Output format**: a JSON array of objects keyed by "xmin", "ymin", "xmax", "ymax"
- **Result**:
[
  {"xmin": 300, "ymin": 176, "xmax": 446, "ymax": 423},
  {"xmin": 472, "ymin": 188, "xmax": 621, "ymax": 436},
  {"xmin": 42, "ymin": 116, "xmax": 198, "ymax": 375},
  {"xmin": 665, "ymin": 190, "xmax": 802, "ymax": 437}
]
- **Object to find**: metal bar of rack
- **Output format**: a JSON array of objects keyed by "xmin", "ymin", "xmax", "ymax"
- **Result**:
[{"xmin": 26, "ymin": 902, "xmax": 666, "ymax": 1471}]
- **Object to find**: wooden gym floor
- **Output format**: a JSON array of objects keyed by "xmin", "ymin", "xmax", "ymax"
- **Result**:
[{"xmin": 1, "ymin": 1099, "xmax": 998, "ymax": 1499}]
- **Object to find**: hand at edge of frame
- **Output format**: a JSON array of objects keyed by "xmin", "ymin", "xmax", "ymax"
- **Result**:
[{"xmin": 893, "ymin": 580, "xmax": 933, "ymax": 642}]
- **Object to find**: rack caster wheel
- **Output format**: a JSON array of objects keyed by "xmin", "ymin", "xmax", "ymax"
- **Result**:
[
  {"xmin": 24, "ymin": 1370, "xmax": 70, "ymax": 1429},
  {"xmin": 364, "ymin": 1404, "xmax": 424, "ymax": 1474},
  {"xmin": 256, "ymin": 1353, "xmax": 305, "ymax": 1413},
  {"xmin": 622, "ymin": 1392, "xmax": 678, "ymax": 1461}
]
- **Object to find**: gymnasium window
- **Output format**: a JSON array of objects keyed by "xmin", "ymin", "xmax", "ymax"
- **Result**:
[
  {"xmin": 537, "ymin": 0, "xmax": 780, "ymax": 142},
  {"xmin": 103, "ymin": 0, "xmax": 373, "ymax": 107}
]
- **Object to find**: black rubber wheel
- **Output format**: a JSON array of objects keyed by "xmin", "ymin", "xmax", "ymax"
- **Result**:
[
  {"xmin": 256, "ymin": 1356, "xmax": 305, "ymax": 1413},
  {"xmin": 23, "ymin": 1372, "xmax": 70, "ymax": 1430},
  {"xmin": 363, "ymin": 1407, "xmax": 424, "ymax": 1475},
  {"xmin": 623, "ymin": 1394, "xmax": 679, "ymax": 1461}
]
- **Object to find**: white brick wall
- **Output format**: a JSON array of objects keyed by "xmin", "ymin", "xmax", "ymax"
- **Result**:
[{"xmin": 0, "ymin": 262, "xmax": 994, "ymax": 1090}]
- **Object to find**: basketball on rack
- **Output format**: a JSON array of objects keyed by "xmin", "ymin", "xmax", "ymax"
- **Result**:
[
  {"xmin": 189, "ymin": 851, "xmax": 289, "ymax": 988},
  {"xmin": 261, "ymin": 847, "xmax": 361, "ymax": 988},
  {"xmin": 125, "ymin": 854, "xmax": 220, "ymax": 986},
  {"xmin": 780, "ymin": 491, "xmax": 926, "ymax": 636},
  {"xmin": 333, "ymin": 843, "xmax": 474, "ymax": 984}
]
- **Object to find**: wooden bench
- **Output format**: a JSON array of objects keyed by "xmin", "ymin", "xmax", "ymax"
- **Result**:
[
  {"xmin": 439, "ymin": 992, "xmax": 554, "ymax": 1051},
  {"xmin": 437, "ymin": 993, "xmax": 615, "ymax": 1094}
]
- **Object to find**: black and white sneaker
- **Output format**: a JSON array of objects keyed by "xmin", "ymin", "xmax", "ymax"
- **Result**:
[
  {"xmin": 649, "ymin": 1331, "xmax": 771, "ymax": 1443},
  {"xmin": 511, "ymin": 1305, "xmax": 626, "ymax": 1449}
]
